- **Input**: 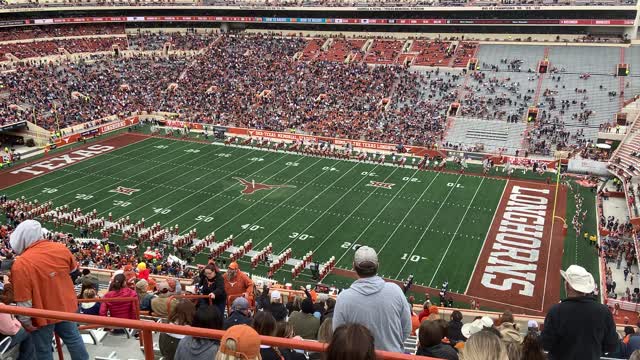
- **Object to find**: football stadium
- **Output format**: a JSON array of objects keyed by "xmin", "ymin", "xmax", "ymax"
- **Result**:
[{"xmin": 0, "ymin": 1, "xmax": 639, "ymax": 359}]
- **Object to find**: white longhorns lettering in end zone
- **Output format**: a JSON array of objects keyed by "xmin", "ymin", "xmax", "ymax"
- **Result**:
[
  {"xmin": 480, "ymin": 185, "xmax": 551, "ymax": 297},
  {"xmin": 11, "ymin": 145, "xmax": 115, "ymax": 176}
]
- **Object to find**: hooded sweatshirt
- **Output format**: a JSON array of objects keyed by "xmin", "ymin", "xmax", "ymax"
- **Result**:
[
  {"xmin": 173, "ymin": 336, "xmax": 219, "ymax": 360},
  {"xmin": 333, "ymin": 276, "xmax": 411, "ymax": 353}
]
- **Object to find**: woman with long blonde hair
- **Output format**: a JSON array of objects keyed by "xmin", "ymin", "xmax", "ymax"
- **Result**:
[{"xmin": 460, "ymin": 329, "xmax": 509, "ymax": 360}]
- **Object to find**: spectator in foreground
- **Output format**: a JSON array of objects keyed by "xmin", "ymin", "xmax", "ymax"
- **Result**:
[
  {"xmin": 251, "ymin": 311, "xmax": 283, "ymax": 360},
  {"xmin": 174, "ymin": 305, "xmax": 223, "ymax": 360},
  {"xmin": 326, "ymin": 323, "xmax": 376, "ymax": 360},
  {"xmin": 333, "ymin": 246, "xmax": 411, "ymax": 353},
  {"xmin": 0, "ymin": 283, "xmax": 35, "ymax": 360},
  {"xmin": 100, "ymin": 273, "xmax": 138, "ymax": 320},
  {"xmin": 542, "ymin": 265, "xmax": 618, "ymax": 360},
  {"xmin": 78, "ymin": 288, "xmax": 100, "ymax": 316},
  {"xmin": 274, "ymin": 322, "xmax": 306, "ymax": 360},
  {"xmin": 461, "ymin": 329, "xmax": 508, "ymax": 360},
  {"xmin": 215, "ymin": 325, "xmax": 261, "ymax": 360},
  {"xmin": 9, "ymin": 220, "xmax": 89, "ymax": 360},
  {"xmin": 417, "ymin": 320, "xmax": 459, "ymax": 360},
  {"xmin": 521, "ymin": 333, "xmax": 546, "ymax": 360},
  {"xmin": 224, "ymin": 297, "xmax": 252, "ymax": 329},
  {"xmin": 159, "ymin": 299, "xmax": 196, "ymax": 360}
]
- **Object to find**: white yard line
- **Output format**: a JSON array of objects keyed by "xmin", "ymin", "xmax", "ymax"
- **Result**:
[
  {"xmin": 176, "ymin": 156, "xmax": 325, "ymax": 232},
  {"xmin": 311, "ymin": 167, "xmax": 398, "ymax": 257},
  {"xmin": 8, "ymin": 137, "xmax": 164, "ymax": 197},
  {"xmin": 332, "ymin": 168, "xmax": 419, "ymax": 266},
  {"xmin": 393, "ymin": 174, "xmax": 463, "ymax": 279},
  {"xmin": 427, "ymin": 177, "xmax": 485, "ymax": 287},
  {"xmin": 46, "ymin": 141, "xmax": 203, "ymax": 205},
  {"xmin": 377, "ymin": 173, "xmax": 441, "ymax": 253},
  {"xmin": 252, "ymin": 160, "xmax": 362, "ymax": 250},
  {"xmin": 464, "ymin": 180, "xmax": 508, "ymax": 294}
]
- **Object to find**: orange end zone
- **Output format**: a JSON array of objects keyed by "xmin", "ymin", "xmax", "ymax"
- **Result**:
[{"xmin": 466, "ymin": 179, "xmax": 567, "ymax": 314}]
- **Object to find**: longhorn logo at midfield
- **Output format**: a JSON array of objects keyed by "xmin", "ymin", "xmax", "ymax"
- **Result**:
[{"xmin": 233, "ymin": 177, "xmax": 295, "ymax": 195}]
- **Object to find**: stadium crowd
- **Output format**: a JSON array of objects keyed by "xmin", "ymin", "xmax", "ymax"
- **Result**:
[{"xmin": 0, "ymin": 209, "xmax": 633, "ymax": 360}]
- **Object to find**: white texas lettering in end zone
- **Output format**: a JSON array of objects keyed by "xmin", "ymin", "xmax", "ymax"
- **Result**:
[
  {"xmin": 11, "ymin": 145, "xmax": 115, "ymax": 176},
  {"xmin": 480, "ymin": 185, "xmax": 551, "ymax": 297}
]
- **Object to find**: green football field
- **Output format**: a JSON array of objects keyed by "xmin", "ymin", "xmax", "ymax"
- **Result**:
[{"xmin": 1, "ymin": 136, "xmax": 507, "ymax": 293}]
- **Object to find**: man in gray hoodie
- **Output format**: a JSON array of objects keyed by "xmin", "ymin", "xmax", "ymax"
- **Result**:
[{"xmin": 332, "ymin": 246, "xmax": 412, "ymax": 353}]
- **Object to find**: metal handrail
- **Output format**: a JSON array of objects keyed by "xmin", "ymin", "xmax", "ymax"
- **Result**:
[{"xmin": 0, "ymin": 305, "xmax": 439, "ymax": 360}]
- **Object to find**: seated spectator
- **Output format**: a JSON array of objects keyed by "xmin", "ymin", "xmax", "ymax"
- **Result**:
[
  {"xmin": 99, "ymin": 273, "xmax": 138, "ymax": 320},
  {"xmin": 137, "ymin": 262, "xmax": 150, "ymax": 281},
  {"xmin": 159, "ymin": 299, "xmax": 196, "ymax": 360},
  {"xmin": 417, "ymin": 320, "xmax": 459, "ymax": 360},
  {"xmin": 309, "ymin": 316, "xmax": 334, "ymax": 360},
  {"xmin": 135, "ymin": 279, "xmax": 154, "ymax": 311},
  {"xmin": 0, "ymin": 283, "xmax": 35, "ymax": 360},
  {"xmin": 224, "ymin": 297, "xmax": 252, "ymax": 330},
  {"xmin": 542, "ymin": 265, "xmax": 618, "ymax": 360},
  {"xmin": 521, "ymin": 333, "xmax": 545, "ymax": 360},
  {"xmin": 174, "ymin": 305, "xmax": 223, "ymax": 360},
  {"xmin": 267, "ymin": 290, "xmax": 288, "ymax": 322},
  {"xmin": 418, "ymin": 301, "xmax": 431, "ymax": 322},
  {"xmin": 78, "ymin": 289, "xmax": 100, "ymax": 316},
  {"xmin": 321, "ymin": 297, "xmax": 335, "ymax": 324},
  {"xmin": 274, "ymin": 322, "xmax": 306, "ymax": 360},
  {"xmin": 288, "ymin": 297, "xmax": 320, "ymax": 339},
  {"xmin": 461, "ymin": 329, "xmax": 508, "ymax": 360},
  {"xmin": 216, "ymin": 325, "xmax": 261, "ymax": 360},
  {"xmin": 151, "ymin": 281, "xmax": 177, "ymax": 318},
  {"xmin": 462, "ymin": 316, "xmax": 494, "ymax": 339},
  {"xmin": 251, "ymin": 311, "xmax": 282, "ymax": 360},
  {"xmin": 448, "ymin": 310, "xmax": 465, "ymax": 343},
  {"xmin": 326, "ymin": 323, "xmax": 376, "ymax": 360},
  {"xmin": 497, "ymin": 310, "xmax": 522, "ymax": 344}
]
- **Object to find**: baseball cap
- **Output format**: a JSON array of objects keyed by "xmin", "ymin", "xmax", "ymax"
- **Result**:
[
  {"xmin": 232, "ymin": 297, "xmax": 250, "ymax": 311},
  {"xmin": 461, "ymin": 316, "xmax": 494, "ymax": 338},
  {"xmin": 271, "ymin": 290, "xmax": 281, "ymax": 301},
  {"xmin": 528, "ymin": 320, "xmax": 539, "ymax": 328},
  {"xmin": 354, "ymin": 246, "xmax": 379, "ymax": 268},
  {"xmin": 157, "ymin": 281, "xmax": 170, "ymax": 292},
  {"xmin": 219, "ymin": 325, "xmax": 261, "ymax": 359},
  {"xmin": 228, "ymin": 262, "xmax": 239, "ymax": 270},
  {"xmin": 561, "ymin": 265, "xmax": 595, "ymax": 294}
]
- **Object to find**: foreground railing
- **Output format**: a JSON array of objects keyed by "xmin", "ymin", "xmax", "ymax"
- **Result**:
[{"xmin": 0, "ymin": 305, "xmax": 439, "ymax": 360}]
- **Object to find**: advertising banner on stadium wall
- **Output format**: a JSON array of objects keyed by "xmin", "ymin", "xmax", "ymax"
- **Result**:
[
  {"xmin": 25, "ymin": 16, "xmax": 634, "ymax": 27},
  {"xmin": 54, "ymin": 116, "xmax": 139, "ymax": 147}
]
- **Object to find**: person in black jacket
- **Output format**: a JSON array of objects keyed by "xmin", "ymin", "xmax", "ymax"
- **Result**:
[
  {"xmin": 267, "ymin": 290, "xmax": 289, "ymax": 322},
  {"xmin": 447, "ymin": 310, "xmax": 465, "ymax": 343},
  {"xmin": 416, "ymin": 320, "xmax": 458, "ymax": 360},
  {"xmin": 542, "ymin": 265, "xmax": 619, "ymax": 360},
  {"xmin": 198, "ymin": 264, "xmax": 226, "ymax": 316},
  {"xmin": 223, "ymin": 297, "xmax": 252, "ymax": 330}
]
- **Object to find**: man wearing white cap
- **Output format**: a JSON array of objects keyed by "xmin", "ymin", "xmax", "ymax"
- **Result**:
[
  {"xmin": 9, "ymin": 220, "xmax": 89, "ymax": 360},
  {"xmin": 333, "ymin": 246, "xmax": 411, "ymax": 353},
  {"xmin": 542, "ymin": 265, "xmax": 618, "ymax": 360}
]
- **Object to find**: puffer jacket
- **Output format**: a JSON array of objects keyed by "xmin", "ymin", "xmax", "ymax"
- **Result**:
[{"xmin": 99, "ymin": 288, "xmax": 138, "ymax": 320}]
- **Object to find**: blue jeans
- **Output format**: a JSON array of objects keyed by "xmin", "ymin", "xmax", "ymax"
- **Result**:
[
  {"xmin": 31, "ymin": 321, "xmax": 89, "ymax": 360},
  {"xmin": 9, "ymin": 327, "xmax": 35, "ymax": 360}
]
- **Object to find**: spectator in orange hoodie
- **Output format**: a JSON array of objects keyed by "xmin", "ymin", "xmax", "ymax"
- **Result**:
[{"xmin": 223, "ymin": 262, "xmax": 254, "ymax": 303}]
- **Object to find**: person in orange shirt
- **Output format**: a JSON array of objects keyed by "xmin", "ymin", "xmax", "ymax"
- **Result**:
[
  {"xmin": 9, "ymin": 220, "xmax": 89, "ymax": 360},
  {"xmin": 223, "ymin": 262, "xmax": 254, "ymax": 304}
]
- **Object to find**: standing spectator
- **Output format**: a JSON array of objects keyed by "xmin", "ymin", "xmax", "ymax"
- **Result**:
[
  {"xmin": 542, "ymin": 265, "xmax": 619, "ymax": 360},
  {"xmin": 216, "ymin": 325, "xmax": 261, "ymax": 360},
  {"xmin": 159, "ymin": 299, "xmax": 196, "ymax": 359},
  {"xmin": 326, "ymin": 323, "xmax": 377, "ymax": 360},
  {"xmin": 174, "ymin": 305, "xmax": 223, "ymax": 360},
  {"xmin": 496, "ymin": 310, "xmax": 522, "ymax": 345},
  {"xmin": 448, "ymin": 310, "xmax": 465, "ymax": 343},
  {"xmin": 521, "ymin": 333, "xmax": 546, "ymax": 360},
  {"xmin": 100, "ymin": 273, "xmax": 138, "ymax": 320},
  {"xmin": 333, "ymin": 246, "xmax": 411, "ymax": 353},
  {"xmin": 288, "ymin": 298, "xmax": 320, "ymax": 339},
  {"xmin": 267, "ymin": 290, "xmax": 288, "ymax": 322},
  {"xmin": 224, "ymin": 297, "xmax": 252, "ymax": 330},
  {"xmin": 223, "ymin": 262, "xmax": 254, "ymax": 303},
  {"xmin": 416, "ymin": 320, "xmax": 459, "ymax": 360},
  {"xmin": 198, "ymin": 264, "xmax": 226, "ymax": 316},
  {"xmin": 9, "ymin": 220, "xmax": 89, "ymax": 360},
  {"xmin": 321, "ymin": 297, "xmax": 335, "ymax": 325},
  {"xmin": 461, "ymin": 329, "xmax": 508, "ymax": 360}
]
